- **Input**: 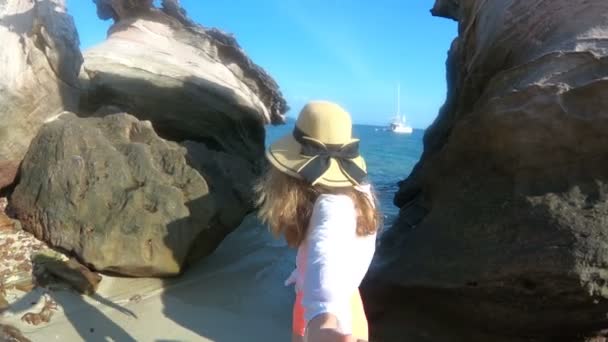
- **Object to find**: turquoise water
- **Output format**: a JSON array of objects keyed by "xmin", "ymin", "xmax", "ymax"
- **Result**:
[{"xmin": 266, "ymin": 122, "xmax": 424, "ymax": 227}]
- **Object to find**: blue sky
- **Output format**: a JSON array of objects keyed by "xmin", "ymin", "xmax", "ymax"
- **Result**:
[{"xmin": 69, "ymin": 0, "xmax": 457, "ymax": 128}]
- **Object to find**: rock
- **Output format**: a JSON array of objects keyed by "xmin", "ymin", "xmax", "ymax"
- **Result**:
[
  {"xmin": 0, "ymin": 324, "xmax": 31, "ymax": 342},
  {"xmin": 70, "ymin": 1, "xmax": 287, "ymax": 275},
  {"xmin": 81, "ymin": 0, "xmax": 288, "ymax": 164},
  {"xmin": 94, "ymin": 0, "xmax": 153, "ymax": 21},
  {"xmin": 33, "ymin": 255, "xmax": 102, "ymax": 295},
  {"xmin": 0, "ymin": 212, "xmax": 14, "ymax": 232},
  {"xmin": 9, "ymin": 113, "xmax": 216, "ymax": 277},
  {"xmin": 0, "ymin": 0, "xmax": 82, "ymax": 162},
  {"xmin": 366, "ymin": 0, "xmax": 608, "ymax": 340},
  {"xmin": 0, "ymin": 198, "xmax": 7, "ymax": 212},
  {"xmin": 0, "ymin": 294, "xmax": 8, "ymax": 312},
  {"xmin": 0, "ymin": 160, "xmax": 19, "ymax": 193},
  {"xmin": 181, "ymin": 141, "xmax": 258, "ymax": 261},
  {"xmin": 430, "ymin": 0, "xmax": 460, "ymax": 20}
]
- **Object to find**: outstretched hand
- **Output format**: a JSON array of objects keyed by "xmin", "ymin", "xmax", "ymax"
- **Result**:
[{"xmin": 306, "ymin": 314, "xmax": 359, "ymax": 342}]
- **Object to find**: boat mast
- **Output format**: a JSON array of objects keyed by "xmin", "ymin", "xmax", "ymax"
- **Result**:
[{"xmin": 397, "ymin": 82, "xmax": 401, "ymax": 118}]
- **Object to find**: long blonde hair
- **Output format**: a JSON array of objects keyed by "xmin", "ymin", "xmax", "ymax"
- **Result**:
[{"xmin": 256, "ymin": 167, "xmax": 381, "ymax": 248}]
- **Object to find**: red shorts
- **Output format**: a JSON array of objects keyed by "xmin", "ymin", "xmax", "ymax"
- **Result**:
[{"xmin": 292, "ymin": 289, "xmax": 368, "ymax": 340}]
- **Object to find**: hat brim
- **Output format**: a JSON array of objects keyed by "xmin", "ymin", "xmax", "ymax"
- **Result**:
[{"xmin": 266, "ymin": 134, "xmax": 367, "ymax": 188}]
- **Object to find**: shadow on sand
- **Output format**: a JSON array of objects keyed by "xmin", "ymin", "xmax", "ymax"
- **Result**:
[
  {"xmin": 6, "ymin": 255, "xmax": 137, "ymax": 342},
  {"xmin": 158, "ymin": 204, "xmax": 295, "ymax": 342}
]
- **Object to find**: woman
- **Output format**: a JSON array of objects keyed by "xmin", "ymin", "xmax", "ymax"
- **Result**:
[{"xmin": 257, "ymin": 101, "xmax": 380, "ymax": 342}]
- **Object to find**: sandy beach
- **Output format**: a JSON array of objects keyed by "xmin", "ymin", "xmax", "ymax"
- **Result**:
[{"xmin": 2, "ymin": 216, "xmax": 295, "ymax": 342}]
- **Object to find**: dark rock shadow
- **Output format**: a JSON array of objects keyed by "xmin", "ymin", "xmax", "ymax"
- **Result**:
[{"xmin": 80, "ymin": 73, "xmax": 267, "ymax": 164}]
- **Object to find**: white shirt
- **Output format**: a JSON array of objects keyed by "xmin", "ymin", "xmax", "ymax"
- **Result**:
[{"xmin": 285, "ymin": 185, "xmax": 377, "ymax": 335}]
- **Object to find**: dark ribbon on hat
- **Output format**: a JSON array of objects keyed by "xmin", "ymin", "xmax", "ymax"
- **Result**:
[{"xmin": 292, "ymin": 126, "xmax": 367, "ymax": 185}]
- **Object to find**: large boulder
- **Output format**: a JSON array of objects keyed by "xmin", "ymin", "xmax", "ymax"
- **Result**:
[
  {"xmin": 81, "ymin": 0, "xmax": 288, "ymax": 163},
  {"xmin": 9, "ymin": 113, "xmax": 216, "ymax": 277},
  {"xmin": 7, "ymin": 0, "xmax": 287, "ymax": 277},
  {"xmin": 0, "ymin": 0, "xmax": 82, "ymax": 162},
  {"xmin": 365, "ymin": 0, "xmax": 608, "ymax": 340}
]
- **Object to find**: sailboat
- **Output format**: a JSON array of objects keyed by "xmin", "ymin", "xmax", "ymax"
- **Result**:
[{"xmin": 389, "ymin": 83, "xmax": 413, "ymax": 134}]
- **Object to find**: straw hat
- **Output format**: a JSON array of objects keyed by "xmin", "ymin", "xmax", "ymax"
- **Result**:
[{"xmin": 266, "ymin": 101, "xmax": 367, "ymax": 187}]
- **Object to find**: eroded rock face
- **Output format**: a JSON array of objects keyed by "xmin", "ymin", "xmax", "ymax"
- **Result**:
[
  {"xmin": 81, "ymin": 0, "xmax": 288, "ymax": 163},
  {"xmin": 0, "ymin": 0, "xmax": 82, "ymax": 162},
  {"xmin": 366, "ymin": 0, "xmax": 608, "ymax": 340},
  {"xmin": 94, "ymin": 0, "xmax": 153, "ymax": 21},
  {"xmin": 6, "ymin": 1, "xmax": 287, "ymax": 277},
  {"xmin": 9, "ymin": 113, "xmax": 215, "ymax": 277}
]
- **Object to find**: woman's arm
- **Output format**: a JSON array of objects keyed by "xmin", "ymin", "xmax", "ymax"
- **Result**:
[{"xmin": 302, "ymin": 195, "xmax": 359, "ymax": 341}]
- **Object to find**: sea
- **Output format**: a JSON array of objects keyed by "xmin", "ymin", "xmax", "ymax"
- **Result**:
[{"xmin": 266, "ymin": 121, "xmax": 424, "ymax": 229}]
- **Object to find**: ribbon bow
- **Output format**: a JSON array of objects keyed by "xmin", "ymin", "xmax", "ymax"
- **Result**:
[{"xmin": 293, "ymin": 127, "xmax": 367, "ymax": 185}]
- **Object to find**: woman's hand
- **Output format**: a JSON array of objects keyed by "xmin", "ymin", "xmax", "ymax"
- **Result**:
[{"xmin": 306, "ymin": 314, "xmax": 357, "ymax": 342}]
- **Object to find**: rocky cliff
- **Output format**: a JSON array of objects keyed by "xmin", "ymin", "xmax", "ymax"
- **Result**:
[
  {"xmin": 81, "ymin": 0, "xmax": 287, "ymax": 161},
  {"xmin": 0, "ymin": 0, "xmax": 82, "ymax": 168},
  {"xmin": 7, "ymin": 0, "xmax": 287, "ymax": 276},
  {"xmin": 365, "ymin": 0, "xmax": 608, "ymax": 341}
]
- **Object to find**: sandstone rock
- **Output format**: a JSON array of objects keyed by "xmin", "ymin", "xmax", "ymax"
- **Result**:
[
  {"xmin": 0, "ymin": 160, "xmax": 19, "ymax": 193},
  {"xmin": 0, "ymin": 209, "xmax": 57, "ymax": 294},
  {"xmin": 0, "ymin": 324, "xmax": 31, "ymax": 342},
  {"xmin": 81, "ymin": 0, "xmax": 288, "ymax": 164},
  {"xmin": 0, "ymin": 294, "xmax": 8, "ymax": 312},
  {"xmin": 33, "ymin": 255, "xmax": 102, "ymax": 295},
  {"xmin": 9, "ymin": 113, "xmax": 216, "ymax": 277},
  {"xmin": 366, "ymin": 0, "xmax": 608, "ymax": 340},
  {"xmin": 94, "ymin": 0, "xmax": 153, "ymax": 21},
  {"xmin": 0, "ymin": 212, "xmax": 14, "ymax": 232},
  {"xmin": 182, "ymin": 141, "xmax": 258, "ymax": 262},
  {"xmin": 0, "ymin": 0, "xmax": 82, "ymax": 162}
]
